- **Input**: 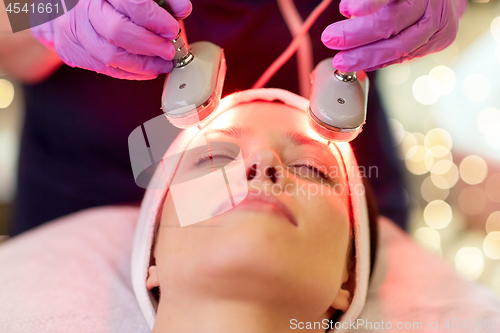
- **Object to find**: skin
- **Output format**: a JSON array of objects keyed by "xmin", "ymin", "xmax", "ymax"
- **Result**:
[{"xmin": 146, "ymin": 101, "xmax": 353, "ymax": 333}]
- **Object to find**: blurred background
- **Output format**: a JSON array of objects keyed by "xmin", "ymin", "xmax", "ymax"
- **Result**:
[
  {"xmin": 377, "ymin": 0, "xmax": 500, "ymax": 294},
  {"xmin": 0, "ymin": 0, "xmax": 499, "ymax": 291}
]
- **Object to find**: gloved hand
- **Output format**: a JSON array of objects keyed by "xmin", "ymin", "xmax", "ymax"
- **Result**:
[
  {"xmin": 321, "ymin": 0, "xmax": 467, "ymax": 72},
  {"xmin": 31, "ymin": 0, "xmax": 192, "ymax": 80}
]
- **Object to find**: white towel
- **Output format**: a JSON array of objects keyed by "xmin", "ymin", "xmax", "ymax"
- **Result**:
[{"xmin": 0, "ymin": 206, "xmax": 148, "ymax": 333}]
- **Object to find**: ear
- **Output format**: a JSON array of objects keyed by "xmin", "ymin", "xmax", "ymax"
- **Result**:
[
  {"xmin": 331, "ymin": 263, "xmax": 351, "ymax": 312},
  {"xmin": 146, "ymin": 265, "xmax": 160, "ymax": 290}
]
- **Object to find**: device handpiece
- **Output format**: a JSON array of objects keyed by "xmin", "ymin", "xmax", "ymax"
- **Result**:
[
  {"xmin": 308, "ymin": 59, "xmax": 369, "ymax": 142},
  {"xmin": 161, "ymin": 39, "xmax": 226, "ymax": 129},
  {"xmin": 155, "ymin": 0, "xmax": 227, "ymax": 129}
]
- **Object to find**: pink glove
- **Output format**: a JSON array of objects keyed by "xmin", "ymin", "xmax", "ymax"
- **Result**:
[
  {"xmin": 31, "ymin": 0, "xmax": 192, "ymax": 80},
  {"xmin": 321, "ymin": 0, "xmax": 467, "ymax": 72}
]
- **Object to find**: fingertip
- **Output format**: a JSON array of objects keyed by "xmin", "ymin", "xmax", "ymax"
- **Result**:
[
  {"xmin": 175, "ymin": 1, "xmax": 192, "ymax": 19},
  {"xmin": 143, "ymin": 57, "xmax": 175, "ymax": 74},
  {"xmin": 158, "ymin": 59, "xmax": 174, "ymax": 74},
  {"xmin": 165, "ymin": 0, "xmax": 192, "ymax": 19},
  {"xmin": 321, "ymin": 29, "xmax": 331, "ymax": 44},
  {"xmin": 339, "ymin": 1, "xmax": 351, "ymax": 18},
  {"xmin": 157, "ymin": 42, "xmax": 176, "ymax": 61},
  {"xmin": 332, "ymin": 54, "xmax": 354, "ymax": 73},
  {"xmin": 159, "ymin": 20, "xmax": 180, "ymax": 40},
  {"xmin": 321, "ymin": 26, "xmax": 340, "ymax": 48}
]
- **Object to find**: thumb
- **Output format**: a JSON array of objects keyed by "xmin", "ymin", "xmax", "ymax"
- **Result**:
[
  {"xmin": 163, "ymin": 0, "xmax": 192, "ymax": 19},
  {"xmin": 339, "ymin": 0, "xmax": 393, "ymax": 17}
]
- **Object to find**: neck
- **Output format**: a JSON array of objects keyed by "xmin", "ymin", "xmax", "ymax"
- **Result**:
[{"xmin": 152, "ymin": 295, "xmax": 330, "ymax": 333}]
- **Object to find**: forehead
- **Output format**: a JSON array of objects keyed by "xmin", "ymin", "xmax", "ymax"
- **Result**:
[
  {"xmin": 207, "ymin": 101, "xmax": 328, "ymax": 143},
  {"xmin": 217, "ymin": 101, "xmax": 303, "ymax": 124}
]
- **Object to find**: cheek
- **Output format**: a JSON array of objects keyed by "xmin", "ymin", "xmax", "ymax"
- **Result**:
[
  {"xmin": 294, "ymin": 191, "xmax": 351, "ymax": 308},
  {"xmin": 304, "ymin": 192, "xmax": 350, "ymax": 253},
  {"xmin": 297, "ymin": 182, "xmax": 351, "ymax": 264},
  {"xmin": 294, "ymin": 178, "xmax": 350, "ymax": 228}
]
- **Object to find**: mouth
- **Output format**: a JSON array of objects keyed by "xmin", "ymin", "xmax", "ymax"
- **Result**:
[{"xmin": 213, "ymin": 191, "xmax": 297, "ymax": 226}]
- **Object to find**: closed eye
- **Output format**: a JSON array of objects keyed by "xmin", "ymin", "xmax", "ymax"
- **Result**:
[
  {"xmin": 291, "ymin": 164, "xmax": 328, "ymax": 179},
  {"xmin": 193, "ymin": 153, "xmax": 235, "ymax": 167},
  {"xmin": 289, "ymin": 163, "xmax": 338, "ymax": 185}
]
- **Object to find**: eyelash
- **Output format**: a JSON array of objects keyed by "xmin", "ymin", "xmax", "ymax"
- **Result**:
[
  {"xmin": 291, "ymin": 164, "xmax": 329, "ymax": 180},
  {"xmin": 193, "ymin": 153, "xmax": 234, "ymax": 166}
]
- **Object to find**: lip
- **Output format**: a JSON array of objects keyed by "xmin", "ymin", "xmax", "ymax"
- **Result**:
[{"xmin": 214, "ymin": 191, "xmax": 298, "ymax": 226}]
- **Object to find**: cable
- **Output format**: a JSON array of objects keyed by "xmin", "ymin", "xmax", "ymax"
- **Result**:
[
  {"xmin": 276, "ymin": 0, "xmax": 314, "ymax": 97},
  {"xmin": 252, "ymin": 0, "xmax": 332, "ymax": 90}
]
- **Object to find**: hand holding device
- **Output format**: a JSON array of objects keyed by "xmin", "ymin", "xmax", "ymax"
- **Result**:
[
  {"xmin": 31, "ymin": 0, "xmax": 192, "ymax": 79},
  {"xmin": 322, "ymin": 0, "xmax": 467, "ymax": 72}
]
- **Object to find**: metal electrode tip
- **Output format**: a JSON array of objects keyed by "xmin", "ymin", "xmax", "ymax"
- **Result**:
[
  {"xmin": 334, "ymin": 70, "xmax": 357, "ymax": 82},
  {"xmin": 171, "ymin": 31, "xmax": 195, "ymax": 68}
]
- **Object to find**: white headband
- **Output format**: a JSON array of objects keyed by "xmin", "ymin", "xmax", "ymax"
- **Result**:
[{"xmin": 131, "ymin": 88, "xmax": 370, "ymax": 332}]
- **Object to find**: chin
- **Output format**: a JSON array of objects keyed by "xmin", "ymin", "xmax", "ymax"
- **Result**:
[{"xmin": 188, "ymin": 213, "xmax": 300, "ymax": 298}]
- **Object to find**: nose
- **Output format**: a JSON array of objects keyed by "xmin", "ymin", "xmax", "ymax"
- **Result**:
[{"xmin": 245, "ymin": 150, "xmax": 287, "ymax": 187}]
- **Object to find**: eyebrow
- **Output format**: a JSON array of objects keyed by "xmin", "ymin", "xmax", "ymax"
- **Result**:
[
  {"xmin": 285, "ymin": 130, "xmax": 327, "ymax": 148},
  {"xmin": 204, "ymin": 125, "xmax": 327, "ymax": 148},
  {"xmin": 204, "ymin": 125, "xmax": 249, "ymax": 138}
]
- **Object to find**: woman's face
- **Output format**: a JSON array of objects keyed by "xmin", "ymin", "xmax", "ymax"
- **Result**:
[{"xmin": 148, "ymin": 101, "xmax": 352, "ymax": 319}]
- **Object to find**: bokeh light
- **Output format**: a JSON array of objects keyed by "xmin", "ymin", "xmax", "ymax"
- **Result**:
[
  {"xmin": 414, "ymin": 227, "xmax": 442, "ymax": 256},
  {"xmin": 427, "ymin": 146, "xmax": 451, "ymax": 158},
  {"xmin": 491, "ymin": 16, "xmax": 500, "ymax": 42},
  {"xmin": 431, "ymin": 160, "xmax": 453, "ymax": 175},
  {"xmin": 425, "ymin": 128, "xmax": 452, "ymax": 156},
  {"xmin": 0, "ymin": 79, "xmax": 15, "ymax": 109},
  {"xmin": 402, "ymin": 132, "xmax": 436, "ymax": 175},
  {"xmin": 421, "ymin": 176, "xmax": 449, "ymax": 202},
  {"xmin": 425, "ymin": 128, "xmax": 452, "ymax": 147},
  {"xmin": 405, "ymin": 158, "xmax": 430, "ymax": 175},
  {"xmin": 459, "ymin": 155, "xmax": 488, "ymax": 185},
  {"xmin": 483, "ymin": 232, "xmax": 500, "ymax": 260},
  {"xmin": 455, "ymin": 247, "xmax": 484, "ymax": 280},
  {"xmin": 430, "ymin": 163, "xmax": 459, "ymax": 189},
  {"xmin": 463, "ymin": 73, "xmax": 490, "ymax": 102},
  {"xmin": 401, "ymin": 132, "xmax": 417, "ymax": 156},
  {"xmin": 406, "ymin": 145, "xmax": 427, "ymax": 162},
  {"xmin": 432, "ymin": 151, "xmax": 453, "ymax": 163},
  {"xmin": 486, "ymin": 211, "xmax": 500, "ymax": 233},
  {"xmin": 458, "ymin": 186, "xmax": 487, "ymax": 215},
  {"xmin": 412, "ymin": 75, "xmax": 441, "ymax": 105},
  {"xmin": 429, "ymin": 66, "xmax": 456, "ymax": 95},
  {"xmin": 424, "ymin": 200, "xmax": 452, "ymax": 229},
  {"xmin": 485, "ymin": 174, "xmax": 500, "ymax": 202},
  {"xmin": 405, "ymin": 149, "xmax": 433, "ymax": 175}
]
